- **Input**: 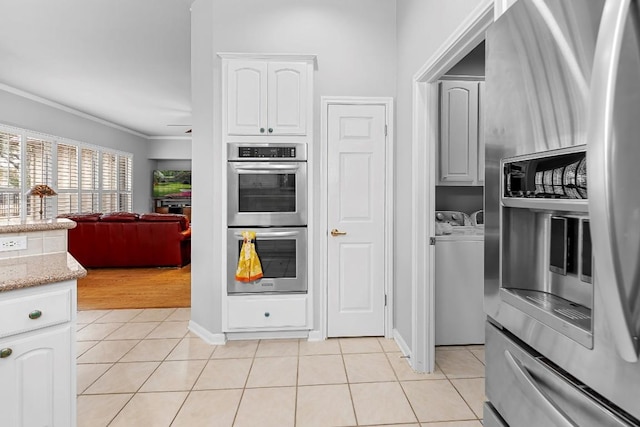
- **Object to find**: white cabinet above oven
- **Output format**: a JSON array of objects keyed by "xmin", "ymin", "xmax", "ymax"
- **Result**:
[{"xmin": 220, "ymin": 54, "xmax": 315, "ymax": 140}]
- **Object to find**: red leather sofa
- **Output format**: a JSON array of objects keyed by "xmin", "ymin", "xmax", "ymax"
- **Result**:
[{"xmin": 59, "ymin": 212, "xmax": 191, "ymax": 268}]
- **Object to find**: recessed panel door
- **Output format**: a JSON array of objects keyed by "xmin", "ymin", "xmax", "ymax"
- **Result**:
[
  {"xmin": 327, "ymin": 104, "xmax": 386, "ymax": 337},
  {"xmin": 227, "ymin": 60, "xmax": 268, "ymax": 135}
]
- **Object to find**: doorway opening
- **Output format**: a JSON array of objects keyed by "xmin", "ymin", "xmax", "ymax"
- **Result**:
[{"xmin": 410, "ymin": 2, "xmax": 493, "ymax": 373}]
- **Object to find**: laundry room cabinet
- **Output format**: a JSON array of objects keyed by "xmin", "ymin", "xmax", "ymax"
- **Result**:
[
  {"xmin": 438, "ymin": 80, "xmax": 485, "ymax": 186},
  {"xmin": 223, "ymin": 56, "xmax": 314, "ymax": 138}
]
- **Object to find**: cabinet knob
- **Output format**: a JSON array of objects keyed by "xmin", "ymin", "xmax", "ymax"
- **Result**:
[
  {"xmin": 29, "ymin": 310, "xmax": 42, "ymax": 320},
  {"xmin": 268, "ymin": 128, "xmax": 273, "ymax": 133},
  {"xmin": 0, "ymin": 348, "xmax": 12, "ymax": 359},
  {"xmin": 264, "ymin": 312, "xmax": 270, "ymax": 318},
  {"xmin": 260, "ymin": 128, "xmax": 265, "ymax": 133}
]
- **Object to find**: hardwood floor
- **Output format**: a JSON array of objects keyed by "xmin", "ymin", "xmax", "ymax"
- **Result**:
[{"xmin": 77, "ymin": 265, "xmax": 190, "ymax": 310}]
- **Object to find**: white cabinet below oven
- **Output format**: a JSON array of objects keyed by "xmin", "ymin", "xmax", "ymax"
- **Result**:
[{"xmin": 225, "ymin": 295, "xmax": 310, "ymax": 332}]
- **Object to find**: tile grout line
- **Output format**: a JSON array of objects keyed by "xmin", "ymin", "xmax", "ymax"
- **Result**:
[
  {"xmin": 338, "ymin": 339, "xmax": 360, "ymax": 426},
  {"xmin": 293, "ymin": 339, "xmax": 300, "ymax": 427},
  {"xmin": 384, "ymin": 349, "xmax": 421, "ymax": 425},
  {"xmin": 230, "ymin": 339, "xmax": 260, "ymax": 426}
]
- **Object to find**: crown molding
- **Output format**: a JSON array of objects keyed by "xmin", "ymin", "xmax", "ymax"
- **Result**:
[
  {"xmin": 0, "ymin": 83, "xmax": 150, "ymax": 139},
  {"xmin": 217, "ymin": 52, "xmax": 317, "ymax": 66},
  {"xmin": 148, "ymin": 135, "xmax": 192, "ymax": 141}
]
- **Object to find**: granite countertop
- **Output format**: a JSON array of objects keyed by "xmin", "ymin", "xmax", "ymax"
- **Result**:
[
  {"xmin": 0, "ymin": 218, "xmax": 76, "ymax": 234},
  {"xmin": 0, "ymin": 252, "xmax": 87, "ymax": 292}
]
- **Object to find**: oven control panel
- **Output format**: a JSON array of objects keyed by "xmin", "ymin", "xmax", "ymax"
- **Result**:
[
  {"xmin": 238, "ymin": 146, "xmax": 297, "ymax": 158},
  {"xmin": 228, "ymin": 143, "xmax": 307, "ymax": 162}
]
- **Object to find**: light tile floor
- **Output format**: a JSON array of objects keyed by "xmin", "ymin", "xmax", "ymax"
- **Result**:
[{"xmin": 76, "ymin": 308, "xmax": 486, "ymax": 427}]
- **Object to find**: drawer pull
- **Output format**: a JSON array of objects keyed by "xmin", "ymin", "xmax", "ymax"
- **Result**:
[
  {"xmin": 29, "ymin": 310, "xmax": 42, "ymax": 320},
  {"xmin": 264, "ymin": 312, "xmax": 270, "ymax": 318},
  {"xmin": 0, "ymin": 348, "xmax": 12, "ymax": 359},
  {"xmin": 504, "ymin": 350, "xmax": 576, "ymax": 427}
]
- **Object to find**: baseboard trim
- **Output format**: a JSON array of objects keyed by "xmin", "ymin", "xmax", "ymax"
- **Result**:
[
  {"xmin": 226, "ymin": 330, "xmax": 309, "ymax": 341},
  {"xmin": 393, "ymin": 328, "xmax": 412, "ymax": 359},
  {"xmin": 188, "ymin": 320, "xmax": 227, "ymax": 345},
  {"xmin": 307, "ymin": 330, "xmax": 323, "ymax": 341}
]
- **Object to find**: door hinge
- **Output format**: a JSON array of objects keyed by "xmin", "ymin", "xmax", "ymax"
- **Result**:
[
  {"xmin": 384, "ymin": 294, "xmax": 388, "ymax": 306},
  {"xmin": 429, "ymin": 237, "xmax": 436, "ymax": 245},
  {"xmin": 384, "ymin": 124, "xmax": 388, "ymax": 136}
]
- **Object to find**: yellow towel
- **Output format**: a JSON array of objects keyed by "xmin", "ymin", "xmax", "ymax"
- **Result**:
[{"xmin": 235, "ymin": 231, "xmax": 264, "ymax": 282}]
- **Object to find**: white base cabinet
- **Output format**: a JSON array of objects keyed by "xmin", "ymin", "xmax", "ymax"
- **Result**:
[
  {"xmin": 225, "ymin": 295, "xmax": 310, "ymax": 332},
  {"xmin": 0, "ymin": 281, "xmax": 76, "ymax": 427},
  {"xmin": 435, "ymin": 239, "xmax": 485, "ymax": 345}
]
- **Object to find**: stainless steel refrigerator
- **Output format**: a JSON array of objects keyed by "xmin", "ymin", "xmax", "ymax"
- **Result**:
[{"xmin": 484, "ymin": 0, "xmax": 640, "ymax": 425}]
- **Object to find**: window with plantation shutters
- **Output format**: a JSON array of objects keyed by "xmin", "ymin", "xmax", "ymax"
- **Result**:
[
  {"xmin": 0, "ymin": 131, "xmax": 21, "ymax": 219},
  {"xmin": 25, "ymin": 137, "xmax": 53, "ymax": 219},
  {"xmin": 80, "ymin": 148, "xmax": 99, "ymax": 213},
  {"xmin": 57, "ymin": 143, "xmax": 79, "ymax": 214},
  {"xmin": 0, "ymin": 124, "xmax": 134, "ymax": 218}
]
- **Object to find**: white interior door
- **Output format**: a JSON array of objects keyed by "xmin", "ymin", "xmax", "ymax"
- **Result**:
[{"xmin": 327, "ymin": 104, "xmax": 386, "ymax": 337}]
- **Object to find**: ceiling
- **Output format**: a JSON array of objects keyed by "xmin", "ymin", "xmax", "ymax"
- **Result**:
[{"xmin": 0, "ymin": 0, "xmax": 192, "ymax": 138}]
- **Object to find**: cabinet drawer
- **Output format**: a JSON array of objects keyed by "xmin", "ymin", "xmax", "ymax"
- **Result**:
[
  {"xmin": 227, "ymin": 296, "xmax": 307, "ymax": 330},
  {"xmin": 0, "ymin": 288, "xmax": 71, "ymax": 338}
]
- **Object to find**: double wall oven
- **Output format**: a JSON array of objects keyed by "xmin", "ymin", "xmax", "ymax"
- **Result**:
[{"xmin": 227, "ymin": 143, "xmax": 307, "ymax": 295}]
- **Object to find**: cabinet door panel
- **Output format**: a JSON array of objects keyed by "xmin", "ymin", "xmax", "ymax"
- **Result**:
[
  {"xmin": 268, "ymin": 62, "xmax": 307, "ymax": 135},
  {"xmin": 227, "ymin": 61, "xmax": 268, "ymax": 135},
  {"xmin": 439, "ymin": 81, "xmax": 479, "ymax": 184},
  {"xmin": 0, "ymin": 326, "xmax": 72, "ymax": 427}
]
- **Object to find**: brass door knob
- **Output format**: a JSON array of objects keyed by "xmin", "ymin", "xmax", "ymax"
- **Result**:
[
  {"xmin": 331, "ymin": 229, "xmax": 347, "ymax": 237},
  {"xmin": 0, "ymin": 348, "xmax": 12, "ymax": 359}
]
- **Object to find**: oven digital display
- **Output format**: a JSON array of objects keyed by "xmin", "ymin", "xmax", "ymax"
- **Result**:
[{"xmin": 238, "ymin": 147, "xmax": 297, "ymax": 158}]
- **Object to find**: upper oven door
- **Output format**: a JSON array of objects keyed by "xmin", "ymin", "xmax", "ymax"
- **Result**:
[{"xmin": 227, "ymin": 161, "xmax": 307, "ymax": 226}]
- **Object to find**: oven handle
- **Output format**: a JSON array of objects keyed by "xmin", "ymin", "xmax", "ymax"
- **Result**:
[
  {"xmin": 230, "ymin": 164, "xmax": 301, "ymax": 172},
  {"xmin": 233, "ymin": 231, "xmax": 300, "ymax": 238}
]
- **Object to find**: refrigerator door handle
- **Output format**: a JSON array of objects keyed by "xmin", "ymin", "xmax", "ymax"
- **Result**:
[
  {"xmin": 504, "ymin": 350, "xmax": 578, "ymax": 427},
  {"xmin": 587, "ymin": 0, "xmax": 639, "ymax": 363}
]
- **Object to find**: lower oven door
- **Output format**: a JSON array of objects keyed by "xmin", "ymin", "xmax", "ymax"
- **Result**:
[{"xmin": 227, "ymin": 227, "xmax": 307, "ymax": 294}]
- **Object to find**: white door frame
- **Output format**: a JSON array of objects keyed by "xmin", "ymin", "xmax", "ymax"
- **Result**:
[
  {"xmin": 319, "ymin": 96, "xmax": 394, "ymax": 339},
  {"xmin": 410, "ymin": 1, "xmax": 494, "ymax": 372}
]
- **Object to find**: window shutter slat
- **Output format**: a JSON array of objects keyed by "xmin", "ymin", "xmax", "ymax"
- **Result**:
[
  {"xmin": 25, "ymin": 137, "xmax": 53, "ymax": 219},
  {"xmin": 0, "ymin": 131, "xmax": 21, "ymax": 218}
]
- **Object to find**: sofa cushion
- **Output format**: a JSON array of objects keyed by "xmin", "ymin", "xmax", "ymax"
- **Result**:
[
  {"xmin": 139, "ymin": 213, "xmax": 189, "ymax": 230},
  {"xmin": 100, "ymin": 212, "xmax": 139, "ymax": 222},
  {"xmin": 58, "ymin": 213, "xmax": 101, "ymax": 222}
]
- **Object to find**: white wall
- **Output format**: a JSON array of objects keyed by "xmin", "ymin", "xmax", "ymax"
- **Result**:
[
  {"xmin": 394, "ymin": 0, "xmax": 486, "ymax": 349},
  {"xmin": 0, "ymin": 88, "xmax": 154, "ymax": 213},
  {"xmin": 190, "ymin": 0, "xmax": 397, "ymax": 337},
  {"xmin": 148, "ymin": 138, "xmax": 192, "ymax": 160},
  {"xmin": 155, "ymin": 160, "xmax": 192, "ymax": 170}
]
